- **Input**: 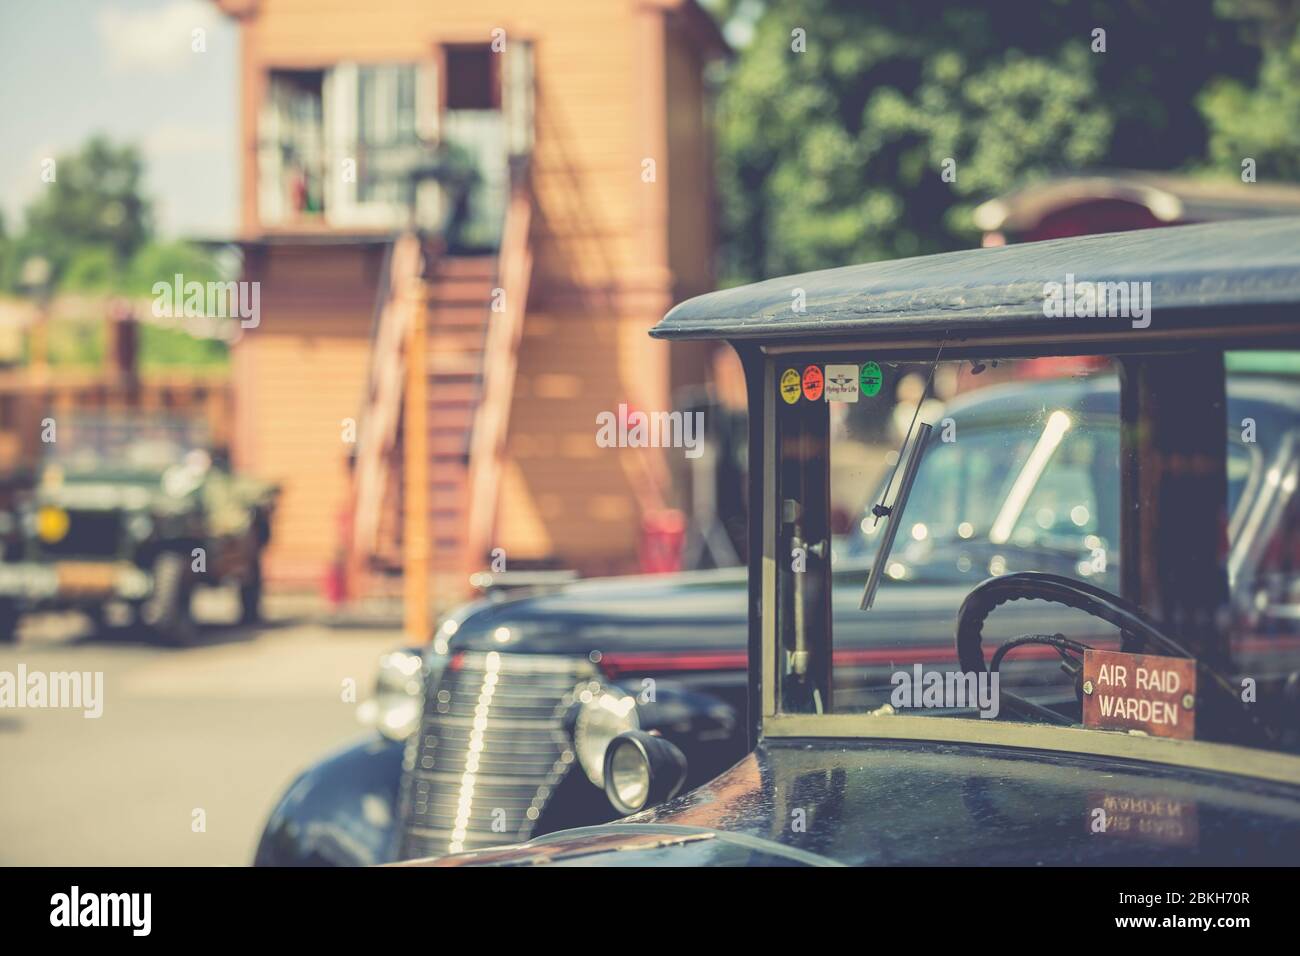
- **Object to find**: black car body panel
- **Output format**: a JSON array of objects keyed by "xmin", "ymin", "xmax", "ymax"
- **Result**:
[
  {"xmin": 650, "ymin": 216, "xmax": 1300, "ymax": 342},
  {"xmin": 253, "ymin": 733, "xmax": 405, "ymax": 867},
  {"xmin": 426, "ymin": 739, "xmax": 1300, "ymax": 866}
]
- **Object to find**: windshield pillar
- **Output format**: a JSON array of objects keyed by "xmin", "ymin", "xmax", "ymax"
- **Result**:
[
  {"xmin": 745, "ymin": 346, "xmax": 769, "ymax": 748},
  {"xmin": 1120, "ymin": 353, "xmax": 1231, "ymax": 668},
  {"xmin": 774, "ymin": 365, "xmax": 832, "ymax": 714}
]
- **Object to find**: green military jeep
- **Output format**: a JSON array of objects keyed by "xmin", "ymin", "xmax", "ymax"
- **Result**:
[{"xmin": 0, "ymin": 412, "xmax": 277, "ymax": 645}]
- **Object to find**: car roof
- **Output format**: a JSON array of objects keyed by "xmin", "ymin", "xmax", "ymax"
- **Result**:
[
  {"xmin": 972, "ymin": 171, "xmax": 1300, "ymax": 233},
  {"xmin": 650, "ymin": 218, "xmax": 1300, "ymax": 344}
]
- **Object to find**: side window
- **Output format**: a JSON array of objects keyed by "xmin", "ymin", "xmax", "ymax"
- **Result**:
[
  {"xmin": 1237, "ymin": 435, "xmax": 1300, "ymax": 630},
  {"xmin": 1227, "ymin": 437, "xmax": 1261, "ymax": 532},
  {"xmin": 1257, "ymin": 496, "xmax": 1300, "ymax": 600},
  {"xmin": 1223, "ymin": 358, "xmax": 1300, "ymax": 639}
]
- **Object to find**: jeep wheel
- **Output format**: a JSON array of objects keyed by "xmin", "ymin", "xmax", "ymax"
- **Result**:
[
  {"xmin": 84, "ymin": 604, "xmax": 108, "ymax": 636},
  {"xmin": 239, "ymin": 554, "xmax": 263, "ymax": 625},
  {"xmin": 0, "ymin": 599, "xmax": 19, "ymax": 643},
  {"xmin": 142, "ymin": 552, "xmax": 198, "ymax": 646}
]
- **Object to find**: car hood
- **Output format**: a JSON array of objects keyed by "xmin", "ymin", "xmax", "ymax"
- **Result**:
[
  {"xmin": 449, "ymin": 566, "xmax": 750, "ymax": 656},
  {"xmin": 449, "ymin": 565, "xmax": 1105, "ymax": 663},
  {"xmin": 419, "ymin": 738, "xmax": 1300, "ymax": 866}
]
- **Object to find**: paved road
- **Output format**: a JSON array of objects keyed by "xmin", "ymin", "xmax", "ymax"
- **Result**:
[{"xmin": 0, "ymin": 593, "xmax": 402, "ymax": 866}]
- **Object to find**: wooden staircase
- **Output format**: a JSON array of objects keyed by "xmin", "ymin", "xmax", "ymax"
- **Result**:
[
  {"xmin": 347, "ymin": 181, "xmax": 533, "ymax": 638},
  {"xmin": 423, "ymin": 256, "xmax": 497, "ymax": 573},
  {"xmin": 355, "ymin": 252, "xmax": 497, "ymax": 614}
]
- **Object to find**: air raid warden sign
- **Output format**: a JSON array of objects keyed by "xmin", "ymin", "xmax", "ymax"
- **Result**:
[{"xmin": 1082, "ymin": 649, "xmax": 1196, "ymax": 740}]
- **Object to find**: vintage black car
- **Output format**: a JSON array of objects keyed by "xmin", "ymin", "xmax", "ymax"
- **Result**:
[
  {"xmin": 0, "ymin": 413, "xmax": 277, "ymax": 645},
  {"xmin": 255, "ymin": 220, "xmax": 1300, "ymax": 866},
  {"xmin": 414, "ymin": 217, "xmax": 1300, "ymax": 866}
]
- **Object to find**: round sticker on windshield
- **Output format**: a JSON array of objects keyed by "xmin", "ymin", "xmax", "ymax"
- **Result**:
[
  {"xmin": 780, "ymin": 369, "xmax": 802, "ymax": 404},
  {"xmin": 859, "ymin": 361, "xmax": 883, "ymax": 397},
  {"xmin": 802, "ymin": 365, "xmax": 824, "ymax": 401}
]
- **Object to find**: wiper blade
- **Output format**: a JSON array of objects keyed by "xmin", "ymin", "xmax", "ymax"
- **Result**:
[{"xmin": 860, "ymin": 421, "xmax": 932, "ymax": 610}]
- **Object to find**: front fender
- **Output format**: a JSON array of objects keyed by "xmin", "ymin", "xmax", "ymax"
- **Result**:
[{"xmin": 253, "ymin": 733, "xmax": 405, "ymax": 867}]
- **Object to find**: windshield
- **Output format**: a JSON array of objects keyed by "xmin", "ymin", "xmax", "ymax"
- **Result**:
[
  {"xmin": 840, "ymin": 375, "xmax": 1257, "ymax": 589},
  {"xmin": 843, "ymin": 394, "xmax": 1118, "ymax": 588},
  {"xmin": 775, "ymin": 352, "xmax": 1300, "ymax": 753},
  {"xmin": 44, "ymin": 413, "xmax": 209, "ymax": 475}
]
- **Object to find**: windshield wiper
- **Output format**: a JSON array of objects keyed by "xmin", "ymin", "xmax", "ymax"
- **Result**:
[{"xmin": 860, "ymin": 421, "xmax": 932, "ymax": 610}]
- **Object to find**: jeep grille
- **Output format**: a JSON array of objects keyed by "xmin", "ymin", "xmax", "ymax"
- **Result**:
[{"xmin": 40, "ymin": 510, "xmax": 123, "ymax": 559}]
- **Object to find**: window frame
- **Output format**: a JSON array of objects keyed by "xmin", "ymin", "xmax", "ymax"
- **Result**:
[{"xmin": 752, "ymin": 336, "xmax": 1268, "ymax": 753}]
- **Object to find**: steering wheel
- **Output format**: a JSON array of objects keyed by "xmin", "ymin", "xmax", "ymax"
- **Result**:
[
  {"xmin": 956, "ymin": 571, "xmax": 1189, "ymax": 673},
  {"xmin": 955, "ymin": 571, "xmax": 1272, "ymax": 740}
]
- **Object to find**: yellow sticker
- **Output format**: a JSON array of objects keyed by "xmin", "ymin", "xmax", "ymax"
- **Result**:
[
  {"xmin": 780, "ymin": 368, "xmax": 802, "ymax": 404},
  {"xmin": 36, "ymin": 506, "xmax": 69, "ymax": 543}
]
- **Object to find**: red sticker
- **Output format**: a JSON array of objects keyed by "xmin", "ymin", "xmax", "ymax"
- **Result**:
[{"xmin": 801, "ymin": 365, "xmax": 824, "ymax": 401}]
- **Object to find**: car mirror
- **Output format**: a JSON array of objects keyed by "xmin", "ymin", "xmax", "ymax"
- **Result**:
[{"xmin": 603, "ymin": 730, "xmax": 689, "ymax": 816}]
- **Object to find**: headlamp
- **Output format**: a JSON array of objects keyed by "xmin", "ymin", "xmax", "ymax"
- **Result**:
[{"xmin": 573, "ymin": 687, "xmax": 639, "ymax": 787}]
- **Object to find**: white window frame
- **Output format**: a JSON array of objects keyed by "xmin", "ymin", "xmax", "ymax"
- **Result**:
[{"xmin": 325, "ymin": 62, "xmax": 436, "ymax": 229}]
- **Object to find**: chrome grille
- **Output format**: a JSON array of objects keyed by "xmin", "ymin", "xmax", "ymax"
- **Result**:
[{"xmin": 397, "ymin": 650, "xmax": 594, "ymax": 859}]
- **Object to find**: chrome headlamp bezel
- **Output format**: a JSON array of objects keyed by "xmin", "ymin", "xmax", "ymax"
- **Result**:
[
  {"xmin": 573, "ymin": 684, "xmax": 640, "ymax": 788},
  {"xmin": 356, "ymin": 649, "xmax": 426, "ymax": 741}
]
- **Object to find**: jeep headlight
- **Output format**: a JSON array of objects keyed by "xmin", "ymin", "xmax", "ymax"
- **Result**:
[
  {"xmin": 126, "ymin": 513, "xmax": 154, "ymax": 540},
  {"xmin": 574, "ymin": 687, "xmax": 639, "ymax": 788},
  {"xmin": 162, "ymin": 464, "xmax": 204, "ymax": 499}
]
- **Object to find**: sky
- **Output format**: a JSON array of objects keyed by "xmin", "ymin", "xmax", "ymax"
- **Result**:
[
  {"xmin": 0, "ymin": 0, "xmax": 239, "ymax": 240},
  {"xmin": 0, "ymin": 1, "xmax": 751, "ymax": 243}
]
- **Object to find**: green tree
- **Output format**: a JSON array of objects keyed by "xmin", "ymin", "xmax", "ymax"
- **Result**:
[
  {"xmin": 1200, "ymin": 0, "xmax": 1300, "ymax": 180},
  {"xmin": 125, "ymin": 240, "xmax": 221, "ymax": 296},
  {"xmin": 716, "ymin": 0, "xmax": 1260, "ymax": 283},
  {"xmin": 0, "ymin": 211, "xmax": 9, "ymax": 292},
  {"xmin": 61, "ymin": 247, "xmax": 118, "ymax": 292},
  {"xmin": 20, "ymin": 136, "xmax": 153, "ymax": 286}
]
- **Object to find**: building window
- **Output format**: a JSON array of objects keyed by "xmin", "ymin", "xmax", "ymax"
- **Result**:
[
  {"xmin": 444, "ymin": 45, "xmax": 498, "ymax": 111},
  {"xmin": 259, "ymin": 70, "xmax": 325, "ymax": 222},
  {"xmin": 354, "ymin": 64, "xmax": 421, "ymax": 206}
]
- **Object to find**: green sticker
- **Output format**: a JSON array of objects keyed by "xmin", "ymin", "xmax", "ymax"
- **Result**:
[{"xmin": 859, "ymin": 361, "xmax": 883, "ymax": 397}]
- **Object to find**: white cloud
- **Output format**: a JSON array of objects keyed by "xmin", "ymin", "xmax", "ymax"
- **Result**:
[{"xmin": 98, "ymin": 0, "xmax": 219, "ymax": 74}]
